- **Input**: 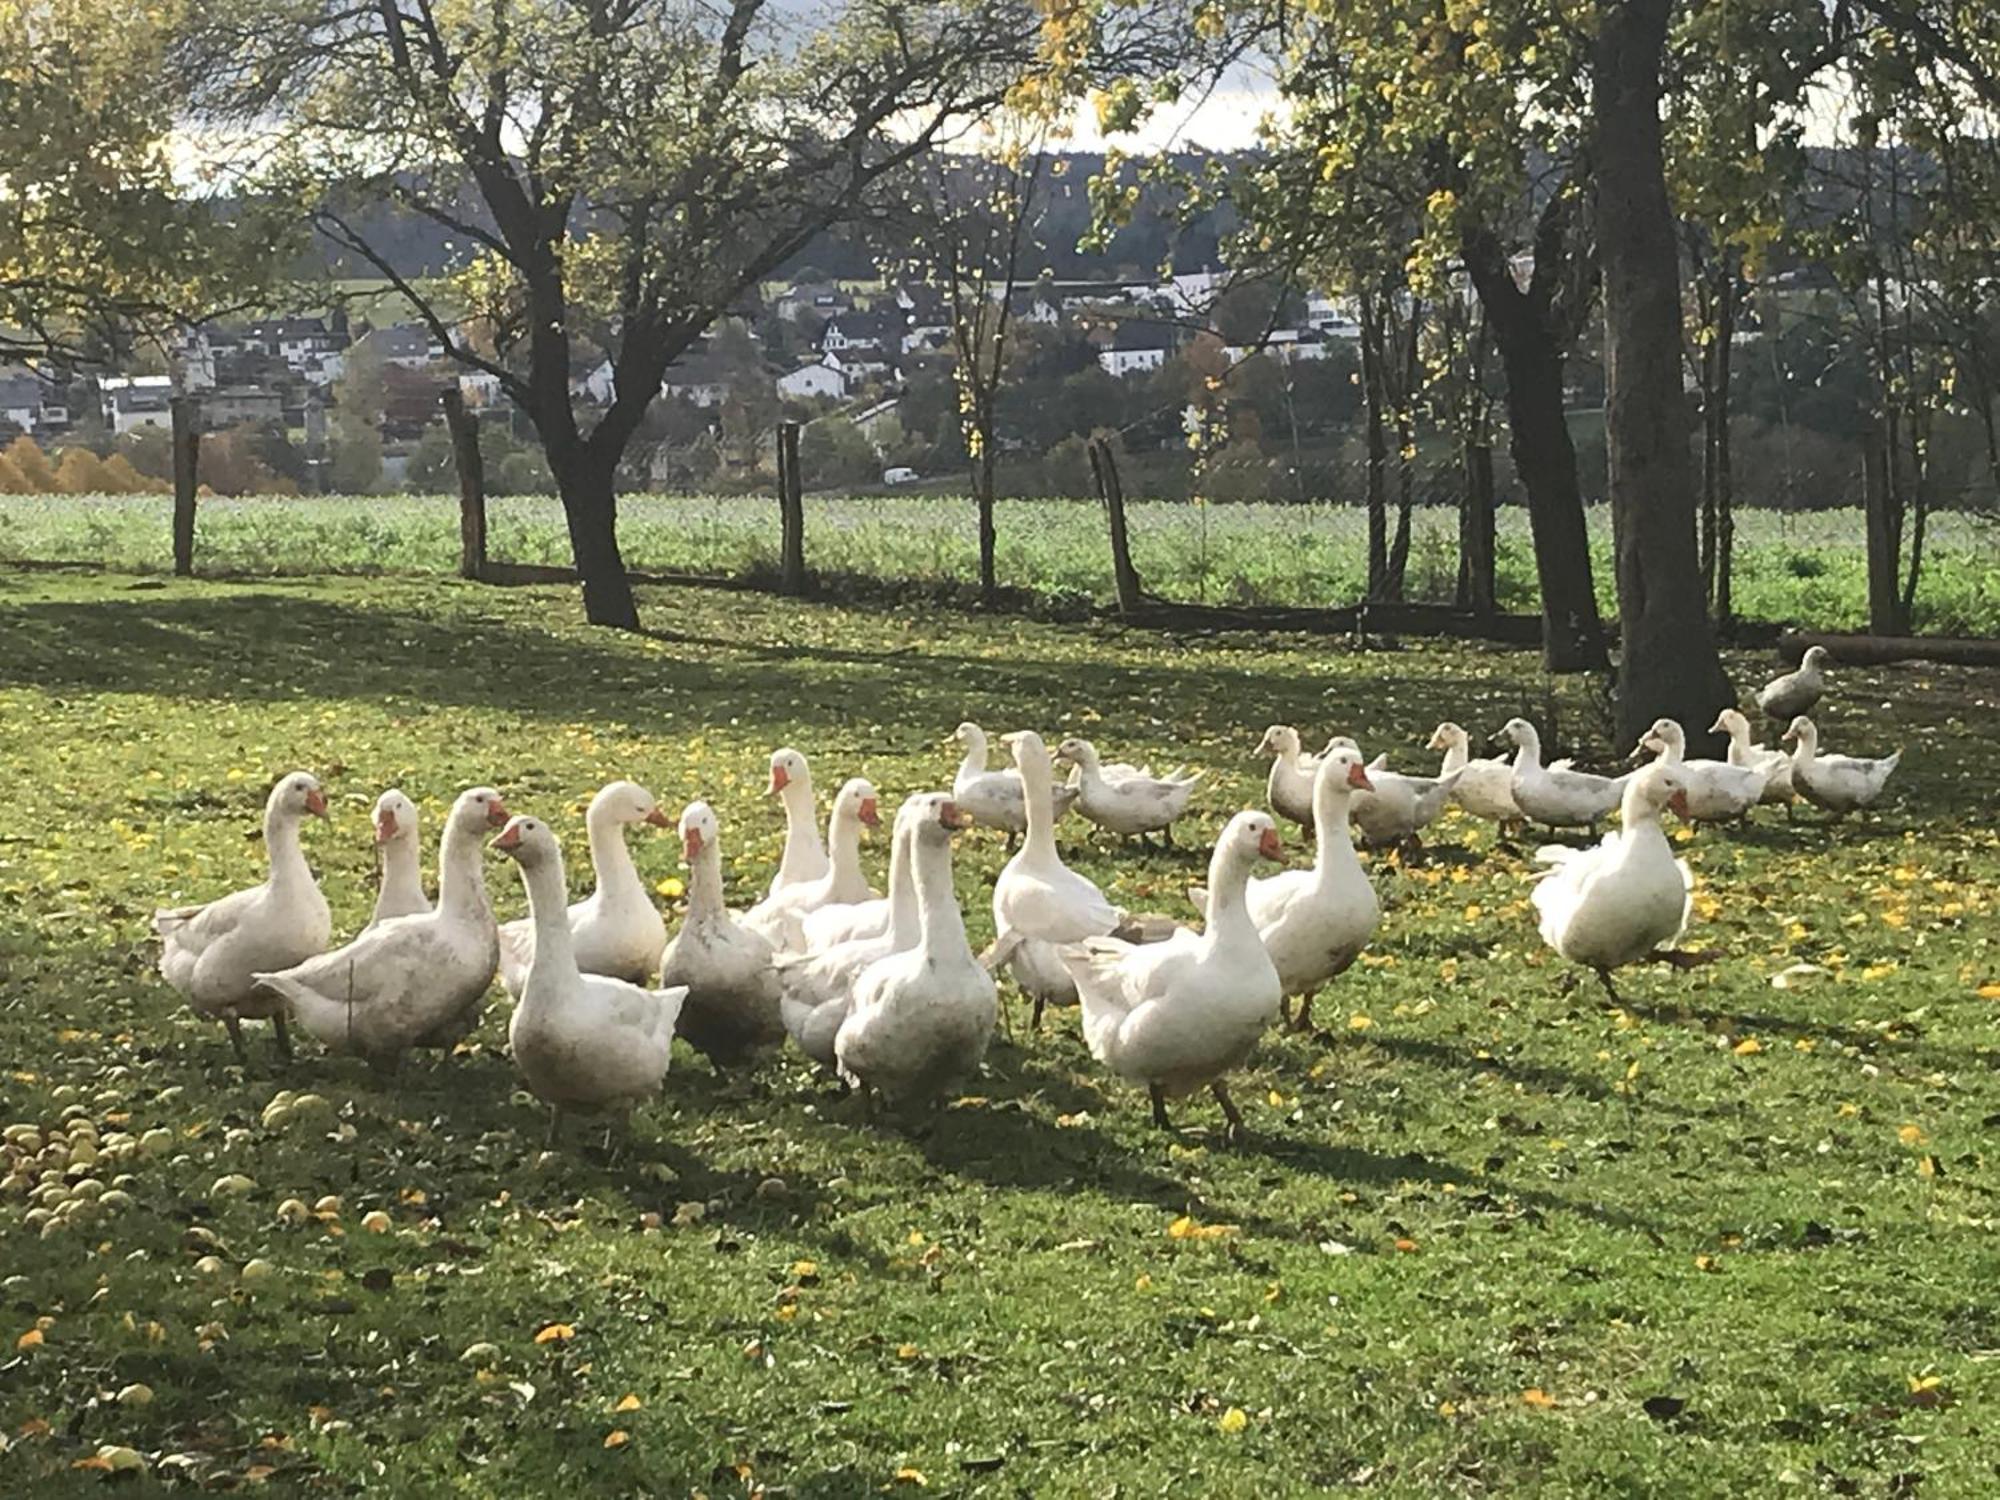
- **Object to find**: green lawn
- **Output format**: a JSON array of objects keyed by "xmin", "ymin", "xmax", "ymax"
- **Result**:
[{"xmin": 1, "ymin": 570, "xmax": 1996, "ymax": 1496}]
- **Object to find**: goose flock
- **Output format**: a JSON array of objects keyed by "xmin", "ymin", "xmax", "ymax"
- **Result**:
[{"xmin": 151, "ymin": 653, "xmax": 1902, "ymax": 1146}]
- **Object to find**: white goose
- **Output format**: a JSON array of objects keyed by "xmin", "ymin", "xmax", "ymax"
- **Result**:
[
  {"xmin": 1758, "ymin": 645, "xmax": 1831, "ymax": 722},
  {"xmin": 367, "ymin": 790, "xmax": 429, "ymax": 927},
  {"xmin": 741, "ymin": 777, "xmax": 881, "ymax": 952},
  {"xmin": 494, "ymin": 816, "xmax": 686, "ymax": 1149},
  {"xmin": 765, "ymin": 747, "xmax": 829, "ymax": 897},
  {"xmin": 1634, "ymin": 718, "xmax": 1765, "ymax": 823},
  {"xmin": 1500, "ymin": 718, "xmax": 1628, "ymax": 831},
  {"xmin": 660, "ymin": 801, "xmax": 785, "ymax": 1067},
  {"xmin": 835, "ymin": 797, "xmax": 996, "ymax": 1111},
  {"xmin": 1325, "ymin": 737, "xmax": 1461, "ymax": 849},
  {"xmin": 1060, "ymin": 811, "xmax": 1284, "ymax": 1142},
  {"xmin": 1193, "ymin": 745, "xmax": 1380, "ymax": 1033},
  {"xmin": 1255, "ymin": 725, "xmax": 1321, "ymax": 828},
  {"xmin": 1426, "ymin": 721, "xmax": 1522, "ymax": 830},
  {"xmin": 253, "ymin": 788, "xmax": 508, "ymax": 1067},
  {"xmin": 950, "ymin": 720, "xmax": 1078, "ymax": 842},
  {"xmin": 990, "ymin": 729, "xmax": 1124, "ymax": 1024},
  {"xmin": 1531, "ymin": 764, "xmax": 1695, "ymax": 1000},
  {"xmin": 1710, "ymin": 708, "xmax": 1794, "ymax": 805},
  {"xmin": 780, "ymin": 794, "xmax": 933, "ymax": 1071},
  {"xmin": 498, "ymin": 781, "xmax": 670, "ymax": 997},
  {"xmin": 1058, "ymin": 737, "xmax": 1202, "ymax": 845},
  {"xmin": 1783, "ymin": 715, "xmax": 1901, "ymax": 815},
  {"xmin": 154, "ymin": 771, "xmax": 332, "ymax": 1063}
]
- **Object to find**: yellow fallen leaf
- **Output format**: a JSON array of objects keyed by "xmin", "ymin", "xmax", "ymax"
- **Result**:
[
  {"xmin": 1218, "ymin": 1406, "xmax": 1248, "ymax": 1433},
  {"xmin": 654, "ymin": 878, "xmax": 684, "ymax": 900},
  {"xmin": 1898, "ymin": 1123, "xmax": 1926, "ymax": 1146},
  {"xmin": 16, "ymin": 1329, "xmax": 43, "ymax": 1351},
  {"xmin": 1394, "ymin": 1238, "xmax": 1419, "ymax": 1253},
  {"xmin": 534, "ymin": 1323, "xmax": 576, "ymax": 1345},
  {"xmin": 614, "ymin": 1393, "xmax": 641, "ymax": 1413},
  {"xmin": 1978, "ymin": 983, "xmax": 2000, "ymax": 1000},
  {"xmin": 791, "ymin": 1260, "xmax": 818, "ymax": 1280},
  {"xmin": 1732, "ymin": 1038, "xmax": 1762, "ymax": 1056},
  {"xmin": 604, "ymin": 1430, "xmax": 630, "ymax": 1449},
  {"xmin": 896, "ymin": 1343, "xmax": 920, "ymax": 1360},
  {"xmin": 1521, "ymin": 1388, "xmax": 1557, "ymax": 1409},
  {"xmin": 1134, "ymin": 1273, "xmax": 1152, "ymax": 1291},
  {"xmin": 1348, "ymin": 1013, "xmax": 1373, "ymax": 1031},
  {"xmin": 894, "ymin": 1468, "xmax": 928, "ymax": 1486}
]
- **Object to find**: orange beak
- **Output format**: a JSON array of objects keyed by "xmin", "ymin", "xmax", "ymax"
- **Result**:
[
  {"xmin": 1347, "ymin": 762, "xmax": 1374, "ymax": 792},
  {"xmin": 940, "ymin": 800, "xmax": 967, "ymax": 831},
  {"xmin": 485, "ymin": 797, "xmax": 510, "ymax": 828},
  {"xmin": 1669, "ymin": 789, "xmax": 1691, "ymax": 819},
  {"xmin": 768, "ymin": 765, "xmax": 789, "ymax": 795},
  {"xmin": 859, "ymin": 797, "xmax": 881, "ymax": 828},
  {"xmin": 305, "ymin": 787, "xmax": 329, "ymax": 819},
  {"xmin": 1258, "ymin": 827, "xmax": 1283, "ymax": 861},
  {"xmin": 644, "ymin": 806, "xmax": 672, "ymax": 828},
  {"xmin": 373, "ymin": 807, "xmax": 398, "ymax": 844},
  {"xmin": 491, "ymin": 821, "xmax": 523, "ymax": 852},
  {"xmin": 683, "ymin": 827, "xmax": 704, "ymax": 862}
]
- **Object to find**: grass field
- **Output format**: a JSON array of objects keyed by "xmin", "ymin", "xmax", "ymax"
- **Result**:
[
  {"xmin": 3, "ymin": 492, "xmax": 1997, "ymax": 635},
  {"xmin": 2, "ymin": 570, "xmax": 1997, "ymax": 1495}
]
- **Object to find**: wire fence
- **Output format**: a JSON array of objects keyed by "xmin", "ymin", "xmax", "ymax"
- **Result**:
[{"xmin": 2, "ymin": 485, "xmax": 1997, "ymax": 637}]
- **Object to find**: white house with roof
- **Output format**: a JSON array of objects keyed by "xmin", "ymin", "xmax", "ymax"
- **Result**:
[
  {"xmin": 359, "ymin": 323, "xmax": 444, "ymax": 370},
  {"xmin": 0, "ymin": 368, "xmax": 69, "ymax": 435},
  {"xmin": 1096, "ymin": 321, "xmax": 1174, "ymax": 378},
  {"xmin": 778, "ymin": 359, "xmax": 847, "ymax": 401},
  {"xmin": 1220, "ymin": 329, "xmax": 1332, "ymax": 366},
  {"xmin": 100, "ymin": 375, "xmax": 176, "ymax": 434}
]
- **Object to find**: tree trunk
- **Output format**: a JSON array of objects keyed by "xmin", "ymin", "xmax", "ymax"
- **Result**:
[
  {"xmin": 777, "ymin": 420, "xmax": 805, "ymax": 596},
  {"xmin": 170, "ymin": 395, "xmax": 199, "ymax": 577},
  {"xmin": 1488, "ymin": 327, "xmax": 1608, "ymax": 671},
  {"xmin": 1457, "ymin": 439, "xmax": 1497, "ymax": 614},
  {"xmin": 1360, "ymin": 289, "xmax": 1390, "ymax": 600},
  {"xmin": 443, "ymin": 389, "xmax": 486, "ymax": 581},
  {"xmin": 1595, "ymin": 0, "xmax": 1733, "ymax": 751},
  {"xmin": 552, "ymin": 451, "xmax": 640, "ymax": 630},
  {"xmin": 1091, "ymin": 435, "xmax": 1145, "ymax": 615},
  {"xmin": 1861, "ymin": 427, "xmax": 1902, "ymax": 635},
  {"xmin": 973, "ymin": 436, "xmax": 998, "ymax": 609},
  {"xmin": 1713, "ymin": 282, "xmax": 1736, "ymax": 626}
]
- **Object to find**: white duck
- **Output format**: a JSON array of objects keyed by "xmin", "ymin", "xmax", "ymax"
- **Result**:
[
  {"xmin": 834, "ymin": 797, "xmax": 995, "ymax": 1111},
  {"xmin": 1758, "ymin": 645, "xmax": 1831, "ymax": 722},
  {"xmin": 1193, "ymin": 745, "xmax": 1380, "ymax": 1033},
  {"xmin": 1058, "ymin": 737, "xmax": 1202, "ymax": 845},
  {"xmin": 253, "ymin": 788, "xmax": 509, "ymax": 1067},
  {"xmin": 1255, "ymin": 725, "xmax": 1321, "ymax": 828},
  {"xmin": 1499, "ymin": 718, "xmax": 1629, "ymax": 831},
  {"xmin": 1531, "ymin": 764, "xmax": 1695, "ymax": 1000},
  {"xmin": 780, "ymin": 794, "xmax": 934, "ymax": 1071},
  {"xmin": 497, "ymin": 780, "xmax": 670, "ymax": 997},
  {"xmin": 367, "ymin": 789, "xmax": 429, "ymax": 927},
  {"xmin": 660, "ymin": 801, "xmax": 785, "ymax": 1067},
  {"xmin": 1325, "ymin": 737, "xmax": 1461, "ymax": 849},
  {"xmin": 1783, "ymin": 715, "xmax": 1901, "ymax": 815},
  {"xmin": 1426, "ymin": 721, "xmax": 1522, "ymax": 831},
  {"xmin": 1633, "ymin": 718, "xmax": 1766, "ymax": 824},
  {"xmin": 494, "ymin": 815, "xmax": 686, "ymax": 1149},
  {"xmin": 990, "ymin": 729, "xmax": 1124, "ymax": 1024},
  {"xmin": 1710, "ymin": 708, "xmax": 1794, "ymax": 806},
  {"xmin": 154, "ymin": 771, "xmax": 332, "ymax": 1063},
  {"xmin": 764, "ymin": 747, "xmax": 829, "ymax": 897},
  {"xmin": 1060, "ymin": 811, "xmax": 1284, "ymax": 1142},
  {"xmin": 741, "ymin": 777, "xmax": 881, "ymax": 952},
  {"xmin": 950, "ymin": 721, "xmax": 1078, "ymax": 843}
]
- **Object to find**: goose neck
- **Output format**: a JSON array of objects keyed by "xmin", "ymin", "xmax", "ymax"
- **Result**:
[
  {"xmin": 883, "ymin": 824, "xmax": 921, "ymax": 946},
  {"xmin": 585, "ymin": 803, "xmax": 643, "ymax": 901},
  {"xmin": 519, "ymin": 855, "xmax": 577, "ymax": 988},
  {"xmin": 378, "ymin": 837, "xmax": 425, "ymax": 910},
  {"xmin": 912, "ymin": 835, "xmax": 973, "ymax": 967},
  {"xmin": 437, "ymin": 816, "xmax": 492, "ymax": 925},
  {"xmin": 265, "ymin": 806, "xmax": 311, "ymax": 893}
]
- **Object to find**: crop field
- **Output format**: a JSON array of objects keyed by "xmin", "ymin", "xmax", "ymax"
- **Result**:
[
  {"xmin": 2, "ymin": 491, "xmax": 1997, "ymax": 635},
  {"xmin": 0, "ymin": 570, "xmax": 1997, "ymax": 1495}
]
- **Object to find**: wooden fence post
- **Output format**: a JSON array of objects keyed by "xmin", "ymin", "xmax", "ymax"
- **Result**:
[
  {"xmin": 442, "ymin": 388, "xmax": 486, "ymax": 581},
  {"xmin": 1456, "ymin": 441, "xmax": 1497, "ymax": 615},
  {"xmin": 170, "ymin": 396, "xmax": 200, "ymax": 577},
  {"xmin": 1861, "ymin": 426, "xmax": 1901, "ymax": 635},
  {"xmin": 777, "ymin": 420, "xmax": 805, "ymax": 595},
  {"xmin": 1090, "ymin": 435, "xmax": 1145, "ymax": 616}
]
